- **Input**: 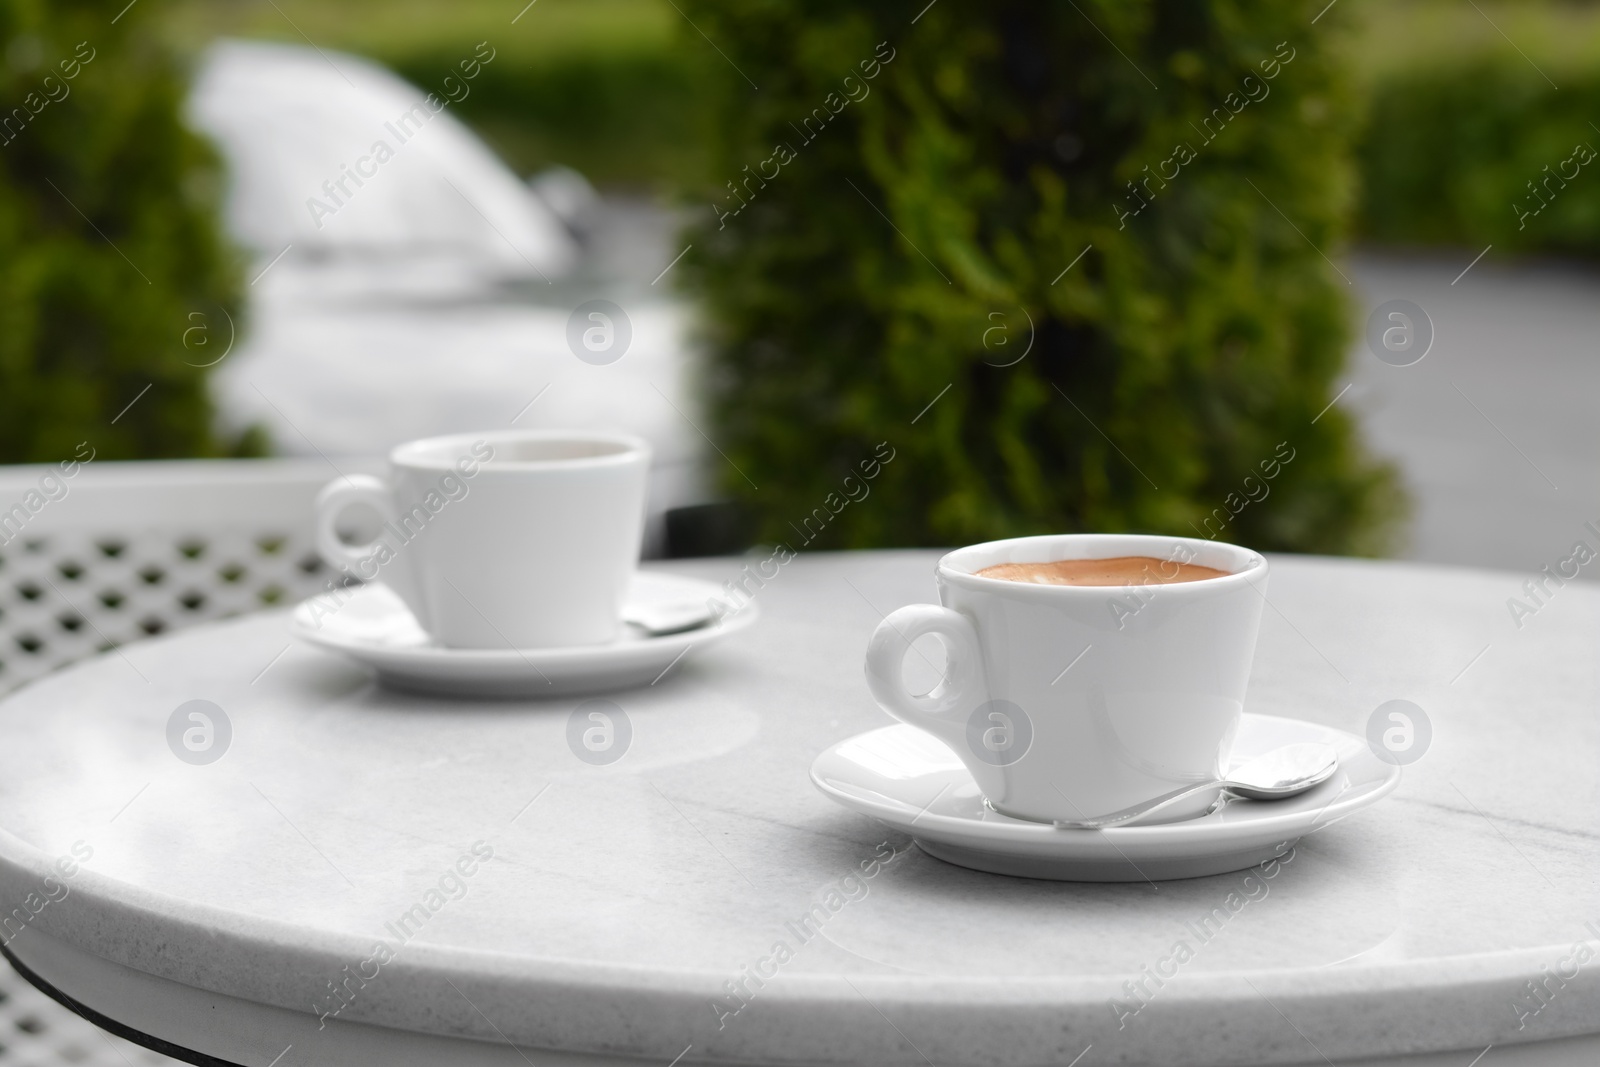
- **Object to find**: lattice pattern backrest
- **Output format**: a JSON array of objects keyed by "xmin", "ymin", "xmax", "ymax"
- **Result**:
[
  {"xmin": 0, "ymin": 527, "xmax": 326, "ymax": 694},
  {"xmin": 0, "ymin": 460, "xmax": 370, "ymax": 697}
]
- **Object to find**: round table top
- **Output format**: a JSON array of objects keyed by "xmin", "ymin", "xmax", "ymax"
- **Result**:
[{"xmin": 1, "ymin": 551, "xmax": 1597, "ymax": 1067}]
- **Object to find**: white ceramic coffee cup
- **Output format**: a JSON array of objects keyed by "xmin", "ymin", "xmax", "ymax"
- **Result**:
[
  {"xmin": 314, "ymin": 430, "xmax": 650, "ymax": 649},
  {"xmin": 865, "ymin": 534, "xmax": 1268, "ymax": 824}
]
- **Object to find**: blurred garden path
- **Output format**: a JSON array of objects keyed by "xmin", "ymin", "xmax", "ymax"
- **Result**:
[{"xmin": 1347, "ymin": 250, "xmax": 1600, "ymax": 575}]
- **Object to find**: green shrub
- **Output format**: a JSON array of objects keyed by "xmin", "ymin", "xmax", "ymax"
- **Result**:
[
  {"xmin": 679, "ymin": 0, "xmax": 1400, "ymax": 554},
  {"xmin": 0, "ymin": 0, "xmax": 245, "ymax": 463},
  {"xmin": 1347, "ymin": 2, "xmax": 1600, "ymax": 253},
  {"xmin": 386, "ymin": 43, "xmax": 708, "ymax": 187},
  {"xmin": 1359, "ymin": 60, "xmax": 1600, "ymax": 252}
]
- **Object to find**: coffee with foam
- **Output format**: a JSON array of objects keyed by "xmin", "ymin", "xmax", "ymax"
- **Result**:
[{"xmin": 975, "ymin": 555, "xmax": 1229, "ymax": 587}]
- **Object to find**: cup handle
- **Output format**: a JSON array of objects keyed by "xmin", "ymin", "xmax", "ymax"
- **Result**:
[
  {"xmin": 313, "ymin": 475, "xmax": 423, "ymax": 618},
  {"xmin": 864, "ymin": 604, "xmax": 989, "ymax": 750}
]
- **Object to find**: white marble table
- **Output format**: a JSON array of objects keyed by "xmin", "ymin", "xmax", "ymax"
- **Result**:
[{"xmin": 1, "ymin": 552, "xmax": 1598, "ymax": 1067}]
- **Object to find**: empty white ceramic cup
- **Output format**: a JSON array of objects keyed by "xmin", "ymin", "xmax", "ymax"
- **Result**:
[
  {"xmin": 314, "ymin": 430, "xmax": 650, "ymax": 649},
  {"xmin": 864, "ymin": 534, "xmax": 1268, "ymax": 824}
]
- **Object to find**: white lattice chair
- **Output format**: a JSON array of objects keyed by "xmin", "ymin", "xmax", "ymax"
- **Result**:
[{"xmin": 0, "ymin": 458, "xmax": 367, "ymax": 1067}]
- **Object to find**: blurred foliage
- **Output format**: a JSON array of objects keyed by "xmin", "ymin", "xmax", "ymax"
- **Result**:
[
  {"xmin": 1346, "ymin": 0, "xmax": 1600, "ymax": 84},
  {"xmin": 387, "ymin": 44, "xmax": 707, "ymax": 188},
  {"xmin": 1354, "ymin": 2, "xmax": 1600, "ymax": 253},
  {"xmin": 164, "ymin": 0, "xmax": 709, "ymax": 187},
  {"xmin": 0, "ymin": 0, "xmax": 250, "ymax": 463},
  {"xmin": 675, "ymin": 0, "xmax": 1401, "ymax": 554},
  {"xmin": 163, "ymin": 0, "xmax": 1600, "ymax": 261}
]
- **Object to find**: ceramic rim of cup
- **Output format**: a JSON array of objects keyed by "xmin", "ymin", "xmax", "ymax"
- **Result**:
[
  {"xmin": 388, "ymin": 429, "xmax": 651, "ymax": 473},
  {"xmin": 937, "ymin": 533, "xmax": 1266, "ymax": 600}
]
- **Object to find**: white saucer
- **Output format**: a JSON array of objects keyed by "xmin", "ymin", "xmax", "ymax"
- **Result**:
[
  {"xmin": 810, "ymin": 713, "xmax": 1400, "ymax": 881},
  {"xmin": 290, "ymin": 572, "xmax": 757, "ymax": 698}
]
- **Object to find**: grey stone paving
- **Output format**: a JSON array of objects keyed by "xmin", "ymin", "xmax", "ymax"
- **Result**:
[{"xmin": 1347, "ymin": 250, "xmax": 1600, "ymax": 576}]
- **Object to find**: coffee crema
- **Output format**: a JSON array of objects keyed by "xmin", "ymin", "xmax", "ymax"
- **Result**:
[{"xmin": 975, "ymin": 555, "xmax": 1229, "ymax": 587}]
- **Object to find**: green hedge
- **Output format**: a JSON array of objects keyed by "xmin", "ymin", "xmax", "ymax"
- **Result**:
[
  {"xmin": 1359, "ymin": 59, "xmax": 1600, "ymax": 252},
  {"xmin": 0, "ymin": 0, "xmax": 245, "ymax": 463},
  {"xmin": 677, "ymin": 0, "xmax": 1400, "ymax": 554},
  {"xmin": 385, "ymin": 43, "xmax": 708, "ymax": 187},
  {"xmin": 366, "ymin": 3, "xmax": 1600, "ymax": 266}
]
